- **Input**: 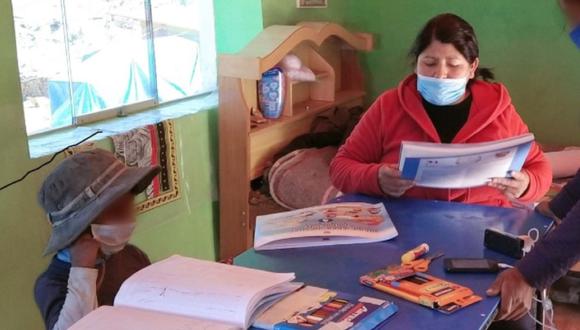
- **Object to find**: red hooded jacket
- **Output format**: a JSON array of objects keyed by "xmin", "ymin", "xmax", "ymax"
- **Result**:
[{"xmin": 330, "ymin": 75, "xmax": 552, "ymax": 207}]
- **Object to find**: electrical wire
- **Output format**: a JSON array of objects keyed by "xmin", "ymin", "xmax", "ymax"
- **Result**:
[
  {"xmin": 0, "ymin": 130, "xmax": 102, "ymax": 192},
  {"xmin": 497, "ymin": 229, "xmax": 557, "ymax": 328}
]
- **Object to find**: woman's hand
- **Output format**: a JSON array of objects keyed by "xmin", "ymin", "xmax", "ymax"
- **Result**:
[
  {"xmin": 488, "ymin": 171, "xmax": 530, "ymax": 199},
  {"xmin": 378, "ymin": 164, "xmax": 415, "ymax": 197},
  {"xmin": 70, "ymin": 233, "xmax": 101, "ymax": 268}
]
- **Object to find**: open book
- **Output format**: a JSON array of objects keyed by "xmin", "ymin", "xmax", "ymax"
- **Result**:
[
  {"xmin": 254, "ymin": 202, "xmax": 398, "ymax": 250},
  {"xmin": 70, "ymin": 255, "xmax": 300, "ymax": 330},
  {"xmin": 399, "ymin": 134, "xmax": 534, "ymax": 188}
]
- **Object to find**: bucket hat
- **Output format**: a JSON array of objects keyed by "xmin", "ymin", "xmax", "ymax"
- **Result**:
[{"xmin": 38, "ymin": 148, "xmax": 160, "ymax": 255}]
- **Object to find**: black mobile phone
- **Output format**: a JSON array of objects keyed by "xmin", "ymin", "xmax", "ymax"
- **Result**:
[
  {"xmin": 484, "ymin": 228, "xmax": 524, "ymax": 259},
  {"xmin": 444, "ymin": 258, "xmax": 499, "ymax": 273}
]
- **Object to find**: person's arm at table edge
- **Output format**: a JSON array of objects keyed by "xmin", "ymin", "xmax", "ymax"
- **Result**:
[
  {"xmin": 330, "ymin": 99, "xmax": 385, "ymax": 196},
  {"xmin": 548, "ymin": 170, "xmax": 580, "ymax": 219},
  {"xmin": 516, "ymin": 200, "xmax": 580, "ymax": 289}
]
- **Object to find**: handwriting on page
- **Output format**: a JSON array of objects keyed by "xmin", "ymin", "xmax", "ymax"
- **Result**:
[{"xmin": 114, "ymin": 255, "xmax": 294, "ymax": 327}]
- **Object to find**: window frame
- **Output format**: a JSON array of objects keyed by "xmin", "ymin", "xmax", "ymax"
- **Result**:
[{"xmin": 16, "ymin": 0, "xmax": 217, "ymax": 137}]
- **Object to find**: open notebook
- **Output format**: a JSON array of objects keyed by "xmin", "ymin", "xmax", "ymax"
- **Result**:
[{"xmin": 70, "ymin": 255, "xmax": 299, "ymax": 330}]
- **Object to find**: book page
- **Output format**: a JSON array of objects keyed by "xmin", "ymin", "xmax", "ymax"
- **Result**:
[
  {"xmin": 114, "ymin": 255, "xmax": 295, "ymax": 328},
  {"xmin": 69, "ymin": 306, "xmax": 240, "ymax": 330},
  {"xmin": 400, "ymin": 133, "xmax": 534, "ymax": 155},
  {"xmin": 400, "ymin": 134, "xmax": 534, "ymax": 188},
  {"xmin": 254, "ymin": 203, "xmax": 398, "ymax": 250},
  {"xmin": 402, "ymin": 144, "xmax": 531, "ymax": 188},
  {"xmin": 253, "ymin": 286, "xmax": 329, "ymax": 329}
]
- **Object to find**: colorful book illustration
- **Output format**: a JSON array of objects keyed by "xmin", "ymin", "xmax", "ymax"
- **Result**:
[
  {"xmin": 360, "ymin": 268, "xmax": 482, "ymax": 314},
  {"xmin": 254, "ymin": 286, "xmax": 398, "ymax": 330},
  {"xmin": 70, "ymin": 255, "xmax": 301, "ymax": 330},
  {"xmin": 254, "ymin": 203, "xmax": 398, "ymax": 250},
  {"xmin": 399, "ymin": 133, "xmax": 534, "ymax": 188}
]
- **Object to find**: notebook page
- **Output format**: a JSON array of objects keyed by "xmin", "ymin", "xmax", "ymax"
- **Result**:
[
  {"xmin": 247, "ymin": 282, "xmax": 304, "ymax": 326},
  {"xmin": 69, "ymin": 306, "xmax": 240, "ymax": 330},
  {"xmin": 114, "ymin": 255, "xmax": 295, "ymax": 328}
]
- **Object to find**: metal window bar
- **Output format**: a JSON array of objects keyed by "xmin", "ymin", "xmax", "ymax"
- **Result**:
[
  {"xmin": 57, "ymin": 0, "xmax": 160, "ymax": 125},
  {"xmin": 26, "ymin": 0, "xmax": 215, "ymax": 137},
  {"xmin": 143, "ymin": 0, "xmax": 159, "ymax": 111},
  {"xmin": 59, "ymin": 0, "xmax": 76, "ymax": 127},
  {"xmin": 75, "ymin": 99, "xmax": 158, "ymax": 125}
]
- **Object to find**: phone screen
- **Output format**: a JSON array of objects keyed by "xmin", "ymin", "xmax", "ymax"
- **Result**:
[{"xmin": 449, "ymin": 259, "xmax": 491, "ymax": 269}]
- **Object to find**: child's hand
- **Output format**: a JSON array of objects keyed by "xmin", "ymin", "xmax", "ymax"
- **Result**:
[
  {"xmin": 378, "ymin": 164, "xmax": 415, "ymax": 197},
  {"xmin": 70, "ymin": 233, "xmax": 101, "ymax": 268},
  {"xmin": 488, "ymin": 171, "xmax": 530, "ymax": 199}
]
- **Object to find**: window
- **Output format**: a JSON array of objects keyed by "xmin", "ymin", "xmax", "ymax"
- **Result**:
[{"xmin": 12, "ymin": 0, "xmax": 216, "ymax": 135}]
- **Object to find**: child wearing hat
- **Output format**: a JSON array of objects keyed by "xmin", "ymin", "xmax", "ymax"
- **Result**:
[{"xmin": 34, "ymin": 148, "xmax": 160, "ymax": 330}]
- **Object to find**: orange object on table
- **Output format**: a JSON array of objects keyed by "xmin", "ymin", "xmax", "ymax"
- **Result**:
[
  {"xmin": 401, "ymin": 243, "xmax": 429, "ymax": 263},
  {"xmin": 402, "ymin": 252, "xmax": 445, "ymax": 272}
]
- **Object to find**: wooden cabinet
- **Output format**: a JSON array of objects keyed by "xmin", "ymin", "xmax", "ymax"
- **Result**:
[{"xmin": 218, "ymin": 22, "xmax": 373, "ymax": 259}]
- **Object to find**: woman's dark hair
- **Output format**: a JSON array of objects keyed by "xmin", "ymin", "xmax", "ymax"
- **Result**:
[
  {"xmin": 409, "ymin": 13, "xmax": 495, "ymax": 82},
  {"xmin": 559, "ymin": 0, "xmax": 580, "ymax": 25}
]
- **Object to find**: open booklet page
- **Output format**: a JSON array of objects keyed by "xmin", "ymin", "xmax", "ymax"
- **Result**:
[
  {"xmin": 254, "ymin": 203, "xmax": 398, "ymax": 250},
  {"xmin": 69, "ymin": 306, "xmax": 240, "ymax": 330},
  {"xmin": 114, "ymin": 255, "xmax": 296, "ymax": 328},
  {"xmin": 399, "ymin": 134, "xmax": 534, "ymax": 188}
]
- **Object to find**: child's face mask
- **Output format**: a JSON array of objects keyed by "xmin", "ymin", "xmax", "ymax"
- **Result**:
[{"xmin": 91, "ymin": 222, "xmax": 136, "ymax": 255}]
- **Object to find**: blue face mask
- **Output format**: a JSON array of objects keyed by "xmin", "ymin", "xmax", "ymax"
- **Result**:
[
  {"xmin": 570, "ymin": 25, "xmax": 580, "ymax": 49},
  {"xmin": 417, "ymin": 74, "xmax": 469, "ymax": 106},
  {"xmin": 56, "ymin": 248, "xmax": 72, "ymax": 263}
]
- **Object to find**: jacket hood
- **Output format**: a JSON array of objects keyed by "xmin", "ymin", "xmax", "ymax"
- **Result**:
[{"xmin": 397, "ymin": 74, "xmax": 513, "ymax": 143}]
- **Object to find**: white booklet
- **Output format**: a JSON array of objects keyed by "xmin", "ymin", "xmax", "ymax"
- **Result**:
[
  {"xmin": 69, "ymin": 306, "xmax": 238, "ymax": 330},
  {"xmin": 70, "ymin": 255, "xmax": 300, "ymax": 330},
  {"xmin": 399, "ymin": 134, "xmax": 534, "ymax": 189},
  {"xmin": 254, "ymin": 202, "xmax": 398, "ymax": 250}
]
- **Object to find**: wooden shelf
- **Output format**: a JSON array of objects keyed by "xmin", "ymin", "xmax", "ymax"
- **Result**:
[
  {"xmin": 290, "ymin": 71, "xmax": 331, "ymax": 85},
  {"xmin": 219, "ymin": 22, "xmax": 373, "ymax": 80},
  {"xmin": 248, "ymin": 90, "xmax": 365, "ymax": 180},
  {"xmin": 218, "ymin": 22, "xmax": 373, "ymax": 259},
  {"xmin": 250, "ymin": 90, "xmax": 364, "ymax": 135}
]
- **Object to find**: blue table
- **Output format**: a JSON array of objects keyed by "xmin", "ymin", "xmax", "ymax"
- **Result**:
[{"xmin": 235, "ymin": 195, "xmax": 553, "ymax": 330}]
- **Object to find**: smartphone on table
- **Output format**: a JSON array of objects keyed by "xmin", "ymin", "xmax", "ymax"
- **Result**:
[{"xmin": 444, "ymin": 258, "xmax": 500, "ymax": 273}]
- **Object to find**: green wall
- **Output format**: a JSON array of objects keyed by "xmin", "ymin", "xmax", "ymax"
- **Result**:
[
  {"xmin": 262, "ymin": 0, "xmax": 580, "ymax": 145},
  {"xmin": 215, "ymin": 0, "xmax": 264, "ymax": 54},
  {"xmin": 0, "ymin": 0, "xmax": 262, "ymax": 328},
  {"xmin": 2, "ymin": 0, "xmax": 576, "ymax": 327}
]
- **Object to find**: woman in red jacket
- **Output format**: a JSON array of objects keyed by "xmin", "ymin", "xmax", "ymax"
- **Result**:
[{"xmin": 330, "ymin": 13, "xmax": 551, "ymax": 207}]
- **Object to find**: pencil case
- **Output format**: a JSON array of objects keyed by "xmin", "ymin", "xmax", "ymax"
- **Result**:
[{"xmin": 360, "ymin": 268, "xmax": 481, "ymax": 314}]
